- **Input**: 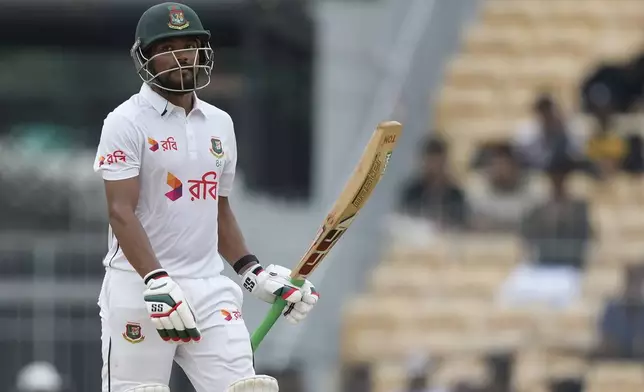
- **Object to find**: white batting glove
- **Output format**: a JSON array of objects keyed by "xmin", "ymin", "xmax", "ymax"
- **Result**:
[
  {"xmin": 240, "ymin": 264, "xmax": 319, "ymax": 324},
  {"xmin": 227, "ymin": 375, "xmax": 279, "ymax": 392},
  {"xmin": 143, "ymin": 269, "xmax": 201, "ymax": 343}
]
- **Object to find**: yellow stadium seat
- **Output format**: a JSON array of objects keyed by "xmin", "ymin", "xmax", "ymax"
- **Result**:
[
  {"xmin": 522, "ymin": 384, "xmax": 550, "ymax": 392},
  {"xmin": 532, "ymin": 27, "xmax": 594, "ymax": 57},
  {"xmin": 432, "ymin": 356, "xmax": 490, "ymax": 389},
  {"xmin": 368, "ymin": 263, "xmax": 435, "ymax": 297},
  {"xmin": 614, "ymin": 207, "xmax": 644, "ymax": 241},
  {"xmin": 342, "ymin": 329, "xmax": 417, "ymax": 363},
  {"xmin": 483, "ymin": 307, "xmax": 539, "ymax": 344},
  {"xmin": 585, "ymin": 361, "xmax": 644, "ymax": 392},
  {"xmin": 482, "ymin": 0, "xmax": 544, "ymax": 27},
  {"xmin": 546, "ymin": 353, "xmax": 589, "ymax": 381},
  {"xmin": 462, "ymin": 25, "xmax": 532, "ymax": 57},
  {"xmin": 413, "ymin": 301, "xmax": 482, "ymax": 333},
  {"xmin": 437, "ymin": 265, "xmax": 512, "ymax": 299},
  {"xmin": 455, "ymin": 234, "xmax": 522, "ymax": 265},
  {"xmin": 581, "ymin": 264, "xmax": 624, "ymax": 300},
  {"xmin": 591, "ymin": 28, "xmax": 644, "ymax": 62},
  {"xmin": 538, "ymin": 302, "xmax": 600, "ymax": 350},
  {"xmin": 512, "ymin": 349, "xmax": 549, "ymax": 391},
  {"xmin": 445, "ymin": 118, "xmax": 516, "ymax": 144},
  {"xmin": 443, "ymin": 55, "xmax": 512, "ymax": 90},
  {"xmin": 511, "ymin": 57, "xmax": 583, "ymax": 95},
  {"xmin": 540, "ymin": 0, "xmax": 607, "ymax": 30},
  {"xmin": 371, "ymin": 362, "xmax": 408, "ymax": 392},
  {"xmin": 382, "ymin": 239, "xmax": 452, "ymax": 266}
]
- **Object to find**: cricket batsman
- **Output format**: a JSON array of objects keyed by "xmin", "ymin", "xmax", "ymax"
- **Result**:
[{"xmin": 93, "ymin": 3, "xmax": 319, "ymax": 391}]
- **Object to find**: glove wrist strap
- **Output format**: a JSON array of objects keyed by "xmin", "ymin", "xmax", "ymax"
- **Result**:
[
  {"xmin": 144, "ymin": 269, "xmax": 169, "ymax": 285},
  {"xmin": 234, "ymin": 254, "xmax": 260, "ymax": 275}
]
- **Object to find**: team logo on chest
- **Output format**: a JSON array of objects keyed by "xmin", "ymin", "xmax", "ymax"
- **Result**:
[
  {"xmin": 210, "ymin": 137, "xmax": 224, "ymax": 158},
  {"xmin": 122, "ymin": 322, "xmax": 145, "ymax": 344},
  {"xmin": 168, "ymin": 5, "xmax": 190, "ymax": 30}
]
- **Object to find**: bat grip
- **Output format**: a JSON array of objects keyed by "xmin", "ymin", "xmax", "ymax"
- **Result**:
[{"xmin": 250, "ymin": 277, "xmax": 305, "ymax": 352}]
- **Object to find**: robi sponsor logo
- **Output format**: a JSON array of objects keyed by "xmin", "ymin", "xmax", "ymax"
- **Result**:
[
  {"xmin": 165, "ymin": 171, "xmax": 218, "ymax": 202},
  {"xmin": 98, "ymin": 150, "xmax": 127, "ymax": 167},
  {"xmin": 220, "ymin": 309, "xmax": 242, "ymax": 322}
]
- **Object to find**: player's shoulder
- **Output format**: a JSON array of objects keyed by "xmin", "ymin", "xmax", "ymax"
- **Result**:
[
  {"xmin": 198, "ymin": 100, "xmax": 234, "ymax": 127},
  {"xmin": 102, "ymin": 93, "xmax": 159, "ymax": 131}
]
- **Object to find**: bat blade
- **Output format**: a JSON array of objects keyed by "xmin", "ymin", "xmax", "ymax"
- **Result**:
[
  {"xmin": 291, "ymin": 121, "xmax": 402, "ymax": 280},
  {"xmin": 250, "ymin": 121, "xmax": 402, "ymax": 352}
]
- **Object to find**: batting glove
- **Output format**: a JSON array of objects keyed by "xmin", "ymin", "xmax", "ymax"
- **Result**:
[
  {"xmin": 240, "ymin": 264, "xmax": 319, "ymax": 324},
  {"xmin": 143, "ymin": 269, "xmax": 201, "ymax": 343}
]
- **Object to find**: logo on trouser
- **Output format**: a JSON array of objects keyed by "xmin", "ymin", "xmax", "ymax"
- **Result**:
[
  {"xmin": 221, "ymin": 309, "xmax": 242, "ymax": 321},
  {"xmin": 123, "ymin": 322, "xmax": 146, "ymax": 343}
]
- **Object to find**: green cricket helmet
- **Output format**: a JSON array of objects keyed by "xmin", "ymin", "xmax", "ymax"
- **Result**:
[{"xmin": 130, "ymin": 2, "xmax": 214, "ymax": 93}]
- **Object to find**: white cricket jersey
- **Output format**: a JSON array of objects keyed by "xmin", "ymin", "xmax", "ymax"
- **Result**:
[{"xmin": 94, "ymin": 83, "xmax": 237, "ymax": 278}]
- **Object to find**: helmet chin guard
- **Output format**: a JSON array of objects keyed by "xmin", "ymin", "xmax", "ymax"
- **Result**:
[{"xmin": 131, "ymin": 39, "xmax": 214, "ymax": 94}]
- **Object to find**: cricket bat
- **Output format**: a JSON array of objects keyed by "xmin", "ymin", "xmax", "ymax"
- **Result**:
[{"xmin": 250, "ymin": 120, "xmax": 403, "ymax": 352}]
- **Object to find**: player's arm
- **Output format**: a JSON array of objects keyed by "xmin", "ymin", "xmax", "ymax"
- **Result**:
[
  {"xmin": 218, "ymin": 196, "xmax": 317, "ymax": 322},
  {"xmin": 94, "ymin": 113, "xmax": 161, "ymax": 278},
  {"xmin": 94, "ymin": 113, "xmax": 200, "ymax": 343},
  {"xmin": 104, "ymin": 177, "xmax": 162, "ymax": 278},
  {"xmin": 217, "ymin": 118, "xmax": 317, "ymax": 322},
  {"xmin": 217, "ymin": 196, "xmax": 253, "ymax": 273}
]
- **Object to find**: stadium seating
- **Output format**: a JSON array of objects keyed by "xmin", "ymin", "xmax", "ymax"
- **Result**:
[{"xmin": 340, "ymin": 1, "xmax": 644, "ymax": 391}]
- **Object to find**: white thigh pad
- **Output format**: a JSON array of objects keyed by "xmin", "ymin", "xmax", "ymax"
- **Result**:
[
  {"xmin": 226, "ymin": 375, "xmax": 279, "ymax": 392},
  {"xmin": 124, "ymin": 384, "xmax": 170, "ymax": 392}
]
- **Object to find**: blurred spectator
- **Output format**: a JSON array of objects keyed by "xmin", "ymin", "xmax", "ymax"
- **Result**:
[
  {"xmin": 484, "ymin": 353, "xmax": 512, "ymax": 392},
  {"xmin": 14, "ymin": 361, "xmax": 63, "ymax": 392},
  {"xmin": 467, "ymin": 143, "xmax": 544, "ymax": 232},
  {"xmin": 498, "ymin": 159, "xmax": 591, "ymax": 308},
  {"xmin": 549, "ymin": 378, "xmax": 584, "ymax": 392},
  {"xmin": 596, "ymin": 264, "xmax": 644, "ymax": 360},
  {"xmin": 341, "ymin": 363, "xmax": 370, "ymax": 392},
  {"xmin": 585, "ymin": 104, "xmax": 627, "ymax": 180},
  {"xmin": 399, "ymin": 354, "xmax": 446, "ymax": 392},
  {"xmin": 398, "ymin": 136, "xmax": 467, "ymax": 230},
  {"xmin": 581, "ymin": 54, "xmax": 644, "ymax": 114},
  {"xmin": 512, "ymin": 94, "xmax": 586, "ymax": 171},
  {"xmin": 621, "ymin": 134, "xmax": 644, "ymax": 174}
]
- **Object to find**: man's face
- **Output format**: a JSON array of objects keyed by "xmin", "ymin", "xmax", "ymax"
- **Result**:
[
  {"xmin": 537, "ymin": 106, "xmax": 557, "ymax": 125},
  {"xmin": 488, "ymin": 154, "xmax": 518, "ymax": 188},
  {"xmin": 423, "ymin": 152, "xmax": 446, "ymax": 178},
  {"xmin": 149, "ymin": 37, "xmax": 200, "ymax": 92}
]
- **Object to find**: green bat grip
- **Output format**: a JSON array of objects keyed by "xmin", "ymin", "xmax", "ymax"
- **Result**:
[{"xmin": 250, "ymin": 277, "xmax": 305, "ymax": 352}]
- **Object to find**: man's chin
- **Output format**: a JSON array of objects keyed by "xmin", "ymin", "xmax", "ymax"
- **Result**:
[{"xmin": 156, "ymin": 78, "xmax": 196, "ymax": 92}]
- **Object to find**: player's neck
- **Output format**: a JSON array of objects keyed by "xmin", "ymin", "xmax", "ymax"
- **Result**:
[{"xmin": 153, "ymin": 86, "xmax": 194, "ymax": 114}]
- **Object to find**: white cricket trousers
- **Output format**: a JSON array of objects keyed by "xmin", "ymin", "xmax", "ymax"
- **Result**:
[{"xmin": 99, "ymin": 268, "xmax": 255, "ymax": 392}]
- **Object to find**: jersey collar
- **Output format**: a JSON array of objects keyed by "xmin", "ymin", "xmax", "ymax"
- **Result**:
[{"xmin": 140, "ymin": 83, "xmax": 208, "ymax": 118}]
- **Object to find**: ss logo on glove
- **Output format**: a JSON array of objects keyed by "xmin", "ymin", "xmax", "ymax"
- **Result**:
[
  {"xmin": 151, "ymin": 304, "xmax": 163, "ymax": 312},
  {"xmin": 243, "ymin": 277, "xmax": 255, "ymax": 292}
]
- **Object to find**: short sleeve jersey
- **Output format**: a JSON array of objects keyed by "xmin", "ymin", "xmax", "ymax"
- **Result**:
[{"xmin": 94, "ymin": 83, "xmax": 237, "ymax": 278}]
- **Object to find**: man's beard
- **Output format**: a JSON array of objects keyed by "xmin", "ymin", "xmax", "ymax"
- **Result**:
[{"xmin": 156, "ymin": 68, "xmax": 197, "ymax": 93}]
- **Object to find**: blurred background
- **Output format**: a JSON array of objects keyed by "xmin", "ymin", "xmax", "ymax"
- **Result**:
[{"xmin": 4, "ymin": 0, "xmax": 644, "ymax": 391}]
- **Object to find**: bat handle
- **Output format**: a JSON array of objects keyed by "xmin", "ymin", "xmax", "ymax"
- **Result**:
[{"xmin": 250, "ymin": 277, "xmax": 305, "ymax": 352}]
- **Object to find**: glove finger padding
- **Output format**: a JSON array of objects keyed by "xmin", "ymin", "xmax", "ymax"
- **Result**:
[
  {"xmin": 143, "ymin": 271, "xmax": 201, "ymax": 343},
  {"xmin": 150, "ymin": 317, "xmax": 171, "ymax": 341},
  {"xmin": 299, "ymin": 280, "xmax": 320, "ymax": 305},
  {"xmin": 176, "ymin": 302, "xmax": 201, "ymax": 341},
  {"xmin": 283, "ymin": 280, "xmax": 318, "ymax": 324},
  {"xmin": 227, "ymin": 375, "xmax": 279, "ymax": 392}
]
